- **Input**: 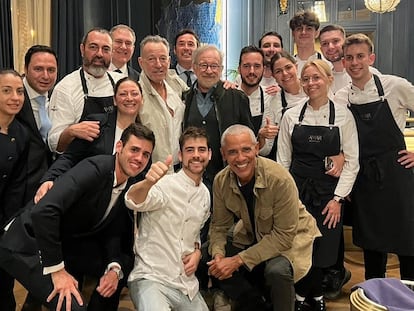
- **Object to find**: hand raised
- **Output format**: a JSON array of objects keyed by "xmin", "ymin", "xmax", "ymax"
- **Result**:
[{"xmin": 145, "ymin": 154, "xmax": 173, "ymax": 184}]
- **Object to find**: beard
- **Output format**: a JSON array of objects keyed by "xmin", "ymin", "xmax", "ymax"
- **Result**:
[
  {"xmin": 83, "ymin": 56, "xmax": 110, "ymax": 77},
  {"xmin": 326, "ymin": 51, "xmax": 344, "ymax": 63},
  {"xmin": 241, "ymin": 73, "xmax": 263, "ymax": 88}
]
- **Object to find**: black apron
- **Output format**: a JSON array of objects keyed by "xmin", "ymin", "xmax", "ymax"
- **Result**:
[
  {"xmin": 79, "ymin": 69, "xmax": 115, "ymax": 120},
  {"xmin": 290, "ymin": 101, "xmax": 342, "ymax": 267},
  {"xmin": 267, "ymin": 88, "xmax": 290, "ymax": 160},
  {"xmin": 348, "ymin": 75, "xmax": 414, "ymax": 255},
  {"xmin": 251, "ymin": 87, "xmax": 265, "ymax": 136}
]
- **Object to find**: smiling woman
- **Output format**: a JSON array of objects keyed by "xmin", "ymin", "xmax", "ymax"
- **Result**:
[{"xmin": 0, "ymin": 69, "xmax": 30, "ymax": 311}]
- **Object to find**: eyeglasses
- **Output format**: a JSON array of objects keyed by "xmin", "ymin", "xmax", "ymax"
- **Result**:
[
  {"xmin": 114, "ymin": 39, "xmax": 134, "ymax": 48},
  {"xmin": 301, "ymin": 75, "xmax": 322, "ymax": 85},
  {"xmin": 87, "ymin": 44, "xmax": 111, "ymax": 53},
  {"xmin": 197, "ymin": 63, "xmax": 222, "ymax": 71}
]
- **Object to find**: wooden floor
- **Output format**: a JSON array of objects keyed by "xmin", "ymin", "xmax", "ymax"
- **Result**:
[{"xmin": 13, "ymin": 250, "xmax": 401, "ymax": 310}]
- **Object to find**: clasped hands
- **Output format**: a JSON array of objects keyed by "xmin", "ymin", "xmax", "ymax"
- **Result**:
[{"xmin": 207, "ymin": 254, "xmax": 244, "ymax": 280}]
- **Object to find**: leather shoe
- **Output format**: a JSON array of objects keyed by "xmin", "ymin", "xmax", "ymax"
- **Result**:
[{"xmin": 323, "ymin": 268, "xmax": 351, "ymax": 300}]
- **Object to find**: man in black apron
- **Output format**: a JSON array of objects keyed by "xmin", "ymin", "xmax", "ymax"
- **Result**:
[
  {"xmin": 48, "ymin": 27, "xmax": 123, "ymax": 153},
  {"xmin": 334, "ymin": 34, "xmax": 414, "ymax": 281},
  {"xmin": 237, "ymin": 45, "xmax": 279, "ymax": 159}
]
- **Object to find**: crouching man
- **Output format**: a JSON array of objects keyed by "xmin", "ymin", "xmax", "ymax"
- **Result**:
[{"xmin": 208, "ymin": 124, "xmax": 321, "ymax": 311}]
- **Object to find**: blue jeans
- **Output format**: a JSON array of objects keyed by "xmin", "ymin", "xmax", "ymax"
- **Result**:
[{"xmin": 128, "ymin": 278, "xmax": 209, "ymax": 311}]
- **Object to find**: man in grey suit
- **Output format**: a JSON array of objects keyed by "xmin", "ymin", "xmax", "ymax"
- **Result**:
[
  {"xmin": 0, "ymin": 123, "xmax": 154, "ymax": 311},
  {"xmin": 109, "ymin": 24, "xmax": 140, "ymax": 80}
]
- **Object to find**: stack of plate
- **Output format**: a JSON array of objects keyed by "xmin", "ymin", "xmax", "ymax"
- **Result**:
[
  {"xmin": 350, "ymin": 288, "xmax": 387, "ymax": 311},
  {"xmin": 350, "ymin": 280, "xmax": 414, "ymax": 311}
]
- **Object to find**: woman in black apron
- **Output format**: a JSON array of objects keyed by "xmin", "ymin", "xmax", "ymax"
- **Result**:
[{"xmin": 277, "ymin": 60, "xmax": 359, "ymax": 311}]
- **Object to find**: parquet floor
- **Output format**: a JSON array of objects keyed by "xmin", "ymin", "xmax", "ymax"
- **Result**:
[{"xmin": 13, "ymin": 250, "xmax": 401, "ymax": 310}]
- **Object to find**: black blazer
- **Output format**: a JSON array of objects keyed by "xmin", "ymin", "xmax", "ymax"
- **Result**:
[
  {"xmin": 16, "ymin": 91, "xmax": 53, "ymax": 203},
  {"xmin": 127, "ymin": 65, "xmax": 140, "ymax": 81},
  {"xmin": 40, "ymin": 109, "xmax": 149, "ymax": 184},
  {"xmin": 32, "ymin": 155, "xmax": 135, "ymax": 268},
  {"xmin": 0, "ymin": 119, "xmax": 30, "ymax": 227}
]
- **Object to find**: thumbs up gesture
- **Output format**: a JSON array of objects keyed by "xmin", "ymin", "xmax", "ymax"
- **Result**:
[
  {"xmin": 258, "ymin": 117, "xmax": 279, "ymax": 140},
  {"xmin": 145, "ymin": 155, "xmax": 173, "ymax": 184}
]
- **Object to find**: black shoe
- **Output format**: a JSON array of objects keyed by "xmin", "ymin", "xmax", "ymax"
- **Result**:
[
  {"xmin": 313, "ymin": 299, "xmax": 326, "ymax": 311},
  {"xmin": 323, "ymin": 268, "xmax": 351, "ymax": 300}
]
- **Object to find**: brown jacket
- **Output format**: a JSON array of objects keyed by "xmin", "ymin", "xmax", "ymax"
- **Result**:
[{"xmin": 209, "ymin": 157, "xmax": 321, "ymax": 282}]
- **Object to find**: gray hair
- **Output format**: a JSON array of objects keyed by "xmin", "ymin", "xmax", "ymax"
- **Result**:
[
  {"xmin": 192, "ymin": 44, "xmax": 223, "ymax": 65},
  {"xmin": 139, "ymin": 35, "xmax": 170, "ymax": 55},
  {"xmin": 221, "ymin": 124, "xmax": 257, "ymax": 147},
  {"xmin": 110, "ymin": 24, "xmax": 136, "ymax": 44}
]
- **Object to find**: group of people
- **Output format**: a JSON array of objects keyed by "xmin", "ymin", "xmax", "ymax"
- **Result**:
[{"xmin": 1, "ymin": 8, "xmax": 414, "ymax": 311}]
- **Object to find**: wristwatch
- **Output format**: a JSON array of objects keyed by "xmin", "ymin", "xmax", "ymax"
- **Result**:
[
  {"xmin": 333, "ymin": 195, "xmax": 345, "ymax": 204},
  {"xmin": 109, "ymin": 266, "xmax": 123, "ymax": 280}
]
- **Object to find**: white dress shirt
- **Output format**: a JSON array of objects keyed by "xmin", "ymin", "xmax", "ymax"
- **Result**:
[
  {"xmin": 238, "ymin": 86, "xmax": 281, "ymax": 156},
  {"xmin": 109, "ymin": 63, "xmax": 128, "ymax": 77},
  {"xmin": 275, "ymin": 87, "xmax": 308, "ymax": 124},
  {"xmin": 125, "ymin": 170, "xmax": 210, "ymax": 300},
  {"xmin": 334, "ymin": 74, "xmax": 414, "ymax": 132},
  {"xmin": 277, "ymin": 100, "xmax": 360, "ymax": 198}
]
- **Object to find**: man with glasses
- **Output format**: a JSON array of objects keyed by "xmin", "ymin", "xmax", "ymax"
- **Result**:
[
  {"xmin": 183, "ymin": 44, "xmax": 254, "ymax": 197},
  {"xmin": 138, "ymin": 35, "xmax": 187, "ymax": 172},
  {"xmin": 109, "ymin": 24, "xmax": 140, "ymax": 80},
  {"xmin": 48, "ymin": 27, "xmax": 123, "ymax": 153}
]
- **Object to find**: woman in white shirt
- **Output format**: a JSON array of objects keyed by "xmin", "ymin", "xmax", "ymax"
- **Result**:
[{"xmin": 277, "ymin": 60, "xmax": 359, "ymax": 311}]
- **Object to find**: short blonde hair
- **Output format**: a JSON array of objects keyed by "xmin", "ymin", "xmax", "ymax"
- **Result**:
[{"xmin": 301, "ymin": 59, "xmax": 333, "ymax": 85}]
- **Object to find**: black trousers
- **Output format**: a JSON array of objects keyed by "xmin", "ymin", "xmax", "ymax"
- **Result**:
[
  {"xmin": 0, "ymin": 214, "xmax": 133, "ymax": 311},
  {"xmin": 363, "ymin": 249, "xmax": 414, "ymax": 280},
  {"xmin": 0, "ymin": 267, "xmax": 15, "ymax": 311}
]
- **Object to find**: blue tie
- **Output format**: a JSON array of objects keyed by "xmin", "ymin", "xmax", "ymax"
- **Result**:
[{"xmin": 35, "ymin": 95, "xmax": 51, "ymax": 142}]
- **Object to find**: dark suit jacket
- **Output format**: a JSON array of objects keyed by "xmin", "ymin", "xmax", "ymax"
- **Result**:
[
  {"xmin": 16, "ymin": 91, "xmax": 53, "ymax": 203},
  {"xmin": 127, "ymin": 65, "xmax": 140, "ymax": 81},
  {"xmin": 0, "ymin": 119, "xmax": 30, "ymax": 227},
  {"xmin": 183, "ymin": 80, "xmax": 254, "ymax": 180},
  {"xmin": 32, "ymin": 154, "xmax": 135, "ymax": 269},
  {"xmin": 40, "ymin": 109, "xmax": 149, "ymax": 183}
]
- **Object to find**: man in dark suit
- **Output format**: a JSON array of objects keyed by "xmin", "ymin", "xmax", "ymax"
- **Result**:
[
  {"xmin": 109, "ymin": 24, "xmax": 140, "ymax": 80},
  {"xmin": 173, "ymin": 28, "xmax": 200, "ymax": 87},
  {"xmin": 0, "ymin": 123, "xmax": 155, "ymax": 311},
  {"xmin": 183, "ymin": 44, "xmax": 254, "ymax": 193},
  {"xmin": 17, "ymin": 45, "xmax": 58, "ymax": 204}
]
